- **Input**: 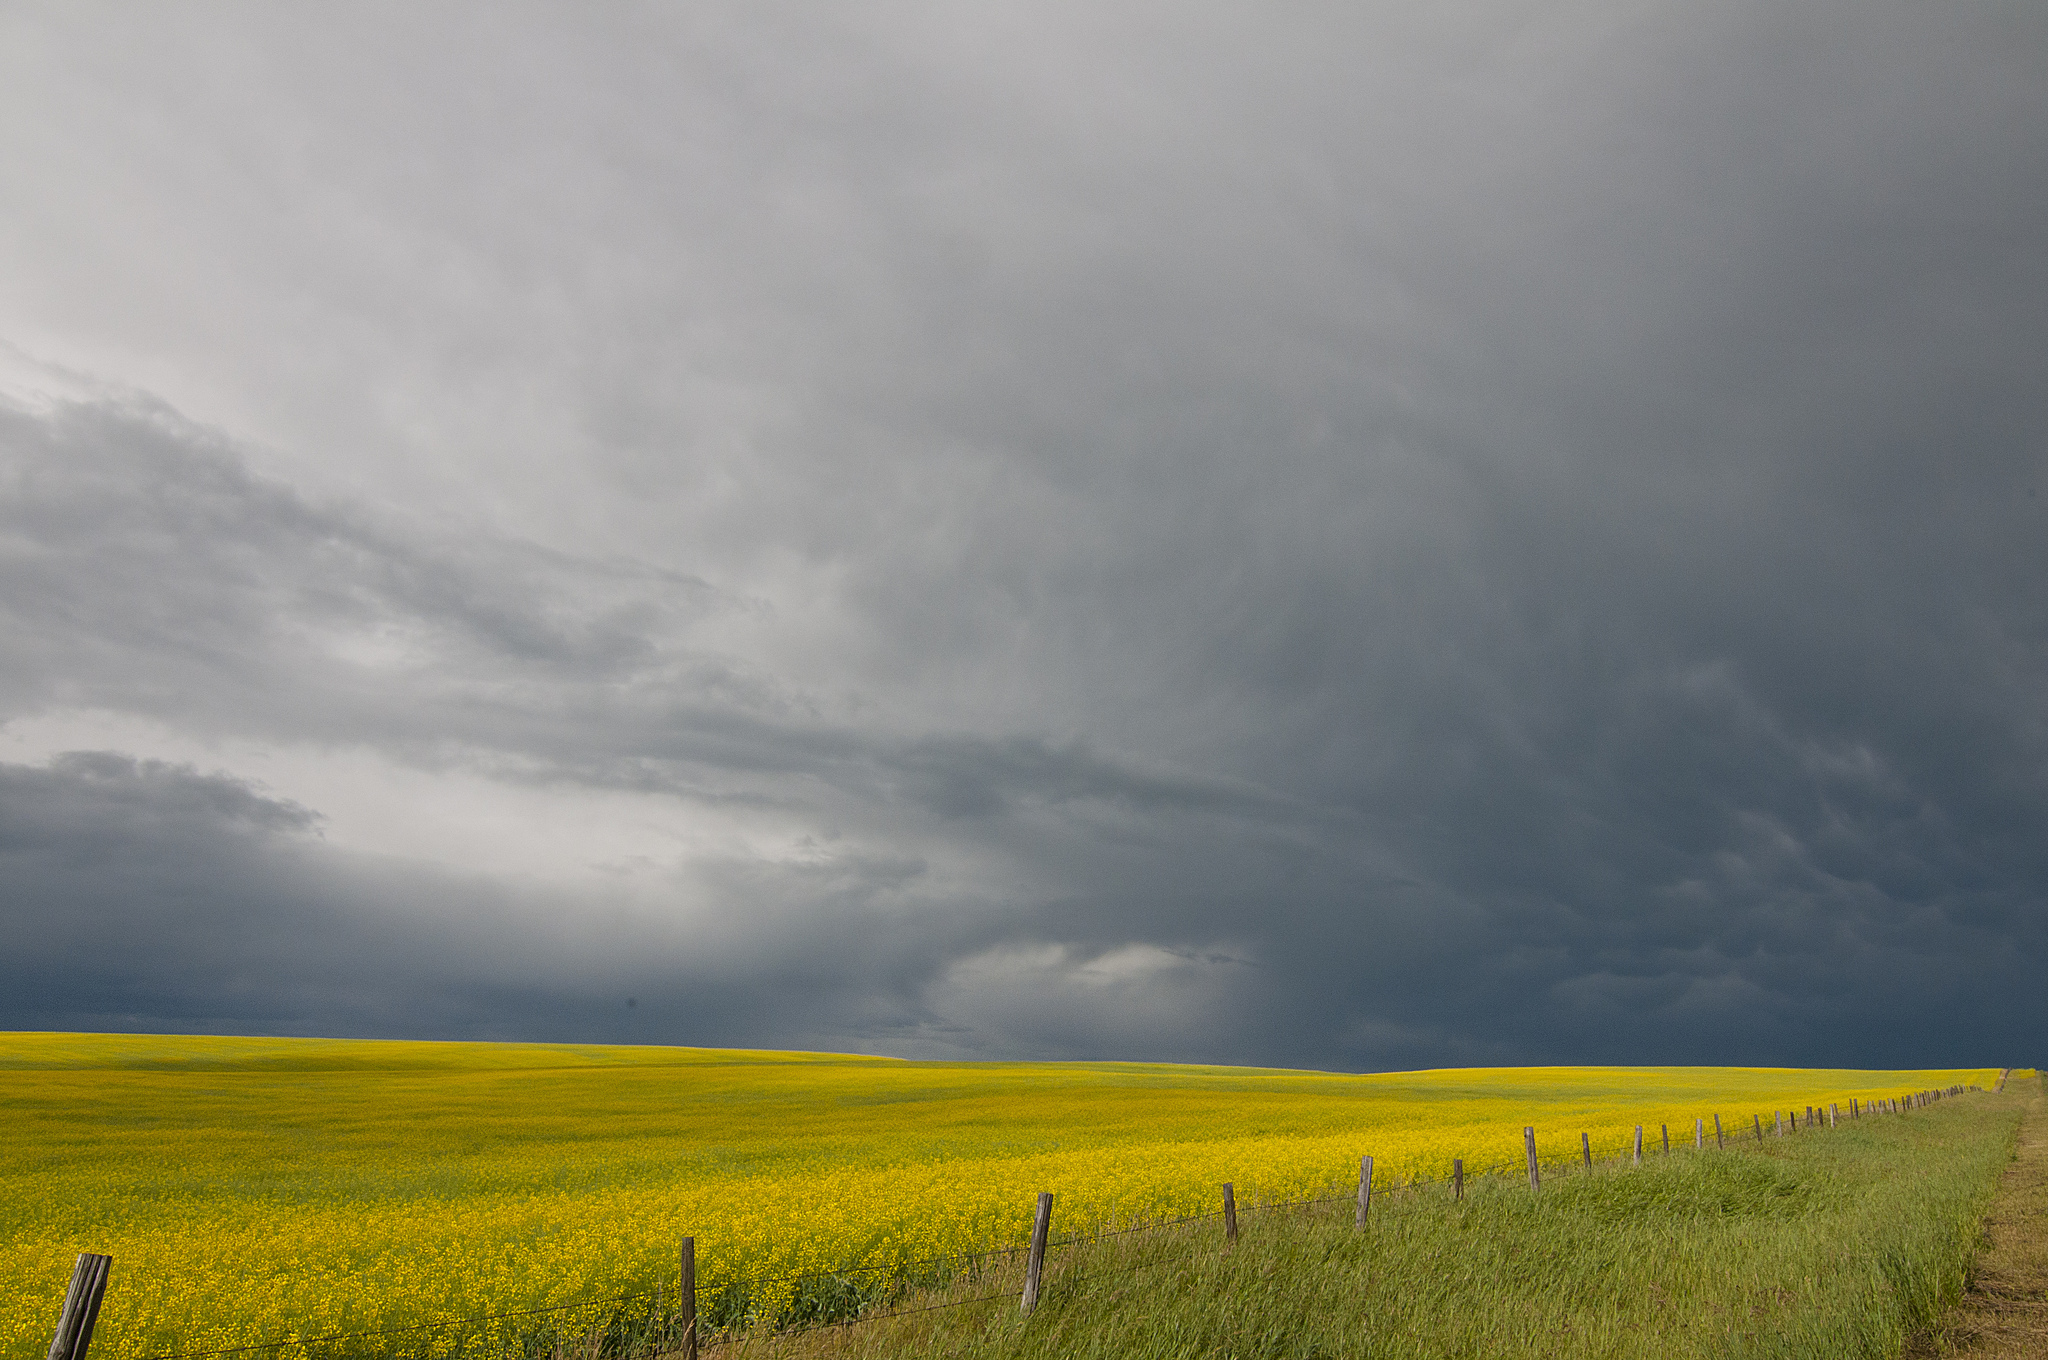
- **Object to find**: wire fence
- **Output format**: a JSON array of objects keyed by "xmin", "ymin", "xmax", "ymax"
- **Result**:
[{"xmin": 56, "ymin": 1081, "xmax": 1990, "ymax": 1360}]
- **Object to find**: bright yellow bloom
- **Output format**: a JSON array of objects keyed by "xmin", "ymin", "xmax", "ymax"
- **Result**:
[{"xmin": 0, "ymin": 1033, "xmax": 2001, "ymax": 1360}]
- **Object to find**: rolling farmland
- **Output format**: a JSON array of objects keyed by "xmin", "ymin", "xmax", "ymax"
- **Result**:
[{"xmin": 0, "ymin": 1033, "xmax": 2002, "ymax": 1359}]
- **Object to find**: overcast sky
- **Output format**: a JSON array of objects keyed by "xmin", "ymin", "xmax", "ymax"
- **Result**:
[{"xmin": 2, "ymin": 1, "xmax": 2044, "ymax": 1070}]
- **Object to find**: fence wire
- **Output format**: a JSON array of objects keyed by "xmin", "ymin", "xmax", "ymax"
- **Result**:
[{"xmin": 126, "ymin": 1085, "xmax": 1978, "ymax": 1360}]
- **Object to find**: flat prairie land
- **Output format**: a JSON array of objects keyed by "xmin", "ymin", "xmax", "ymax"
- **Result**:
[
  {"xmin": 755, "ymin": 1079, "xmax": 2031, "ymax": 1360},
  {"xmin": 0, "ymin": 1032, "xmax": 2004, "ymax": 1359}
]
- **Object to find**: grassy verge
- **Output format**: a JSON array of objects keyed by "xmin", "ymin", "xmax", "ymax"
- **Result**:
[
  {"xmin": 1910, "ymin": 1076, "xmax": 2047, "ymax": 1357},
  {"xmin": 716, "ymin": 1087, "xmax": 2022, "ymax": 1360}
]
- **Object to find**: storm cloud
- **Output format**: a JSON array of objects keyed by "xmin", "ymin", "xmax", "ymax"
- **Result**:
[{"xmin": 1, "ymin": 0, "xmax": 2044, "ymax": 1068}]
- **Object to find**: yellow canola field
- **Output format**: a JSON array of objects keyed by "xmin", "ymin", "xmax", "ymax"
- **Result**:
[{"xmin": 0, "ymin": 1032, "xmax": 2001, "ymax": 1360}]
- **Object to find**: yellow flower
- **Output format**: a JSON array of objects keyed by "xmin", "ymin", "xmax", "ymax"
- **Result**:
[{"xmin": 0, "ymin": 1032, "xmax": 2000, "ymax": 1359}]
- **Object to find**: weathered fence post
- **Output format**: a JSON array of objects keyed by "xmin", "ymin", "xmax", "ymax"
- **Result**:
[
  {"xmin": 1524, "ymin": 1127, "xmax": 1540, "ymax": 1190},
  {"xmin": 1714, "ymin": 1113, "xmax": 1724, "ymax": 1149},
  {"xmin": 678, "ymin": 1237, "xmax": 697, "ymax": 1360},
  {"xmin": 1580, "ymin": 1131, "xmax": 1592, "ymax": 1174},
  {"xmin": 1632, "ymin": 1126, "xmax": 1643, "ymax": 1166},
  {"xmin": 1222, "ymin": 1183, "xmax": 1238, "ymax": 1245},
  {"xmin": 1453, "ymin": 1158, "xmax": 1464, "ymax": 1201},
  {"xmin": 48, "ymin": 1254, "xmax": 112, "ymax": 1360},
  {"xmin": 1357, "ymin": 1156, "xmax": 1374, "ymax": 1228},
  {"xmin": 1774, "ymin": 1111, "xmax": 1784, "ymax": 1137},
  {"xmin": 1694, "ymin": 1118, "xmax": 1704, "ymax": 1150},
  {"xmin": 1021, "ymin": 1192, "xmax": 1053, "ymax": 1314},
  {"xmin": 1661, "ymin": 1124, "xmax": 1669, "ymax": 1155},
  {"xmin": 1753, "ymin": 1114, "xmax": 1763, "ymax": 1144},
  {"xmin": 1830, "ymin": 1104, "xmax": 1838, "ymax": 1129}
]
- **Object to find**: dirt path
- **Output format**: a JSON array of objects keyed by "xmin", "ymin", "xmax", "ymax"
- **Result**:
[{"xmin": 1912, "ymin": 1075, "xmax": 2048, "ymax": 1358}]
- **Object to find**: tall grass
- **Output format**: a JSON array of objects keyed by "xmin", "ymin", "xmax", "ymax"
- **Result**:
[
  {"xmin": 735, "ymin": 1087, "xmax": 2022, "ymax": 1360},
  {"xmin": 7, "ymin": 1034, "xmax": 1987, "ymax": 1360}
]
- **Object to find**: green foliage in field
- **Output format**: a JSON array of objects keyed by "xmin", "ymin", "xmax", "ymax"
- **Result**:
[{"xmin": 914, "ymin": 1088, "xmax": 2022, "ymax": 1360}]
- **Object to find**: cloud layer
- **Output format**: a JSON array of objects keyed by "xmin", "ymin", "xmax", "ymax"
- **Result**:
[{"xmin": 1, "ymin": 0, "xmax": 2044, "ymax": 1067}]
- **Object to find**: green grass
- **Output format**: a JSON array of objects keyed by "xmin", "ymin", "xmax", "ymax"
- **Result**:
[
  {"xmin": 7, "ymin": 1034, "xmax": 1988, "ymax": 1360},
  {"xmin": 0, "ymin": 1034, "xmax": 2008, "ymax": 1360},
  {"xmin": 792, "ymin": 1086, "xmax": 2023, "ymax": 1360}
]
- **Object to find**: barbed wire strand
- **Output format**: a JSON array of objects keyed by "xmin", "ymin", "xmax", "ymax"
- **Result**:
[
  {"xmin": 129, "ymin": 1090, "xmax": 1957, "ymax": 1360},
  {"xmin": 696, "ymin": 1287, "xmax": 1016, "ymax": 1352}
]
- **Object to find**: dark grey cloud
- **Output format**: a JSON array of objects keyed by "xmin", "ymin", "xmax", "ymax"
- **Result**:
[{"xmin": 0, "ymin": 0, "xmax": 2044, "ymax": 1068}]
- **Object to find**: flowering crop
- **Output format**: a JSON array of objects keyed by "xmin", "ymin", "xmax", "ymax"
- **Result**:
[{"xmin": 0, "ymin": 1032, "xmax": 1999, "ymax": 1359}]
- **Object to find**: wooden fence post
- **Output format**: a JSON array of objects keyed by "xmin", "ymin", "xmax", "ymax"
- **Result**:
[
  {"xmin": 1695, "ymin": 1118, "xmax": 1704, "ymax": 1150},
  {"xmin": 1453, "ymin": 1158, "xmax": 1464, "ymax": 1202},
  {"xmin": 1829, "ymin": 1104, "xmax": 1838, "ymax": 1129},
  {"xmin": 1632, "ymin": 1126, "xmax": 1643, "ymax": 1167},
  {"xmin": 1714, "ymin": 1113, "xmax": 1724, "ymax": 1149},
  {"xmin": 678, "ymin": 1238, "xmax": 697, "ymax": 1360},
  {"xmin": 1661, "ymin": 1124, "xmax": 1669, "ymax": 1155},
  {"xmin": 1524, "ymin": 1127, "xmax": 1540, "ymax": 1190},
  {"xmin": 1021, "ymin": 1192, "xmax": 1053, "ymax": 1314},
  {"xmin": 47, "ymin": 1254, "xmax": 111, "ymax": 1360},
  {"xmin": 1222, "ymin": 1183, "xmax": 1238, "ymax": 1246},
  {"xmin": 1580, "ymin": 1131, "xmax": 1592, "ymax": 1174},
  {"xmin": 1774, "ymin": 1111, "xmax": 1784, "ymax": 1137},
  {"xmin": 1357, "ymin": 1156, "xmax": 1374, "ymax": 1228},
  {"xmin": 1753, "ymin": 1114, "xmax": 1763, "ymax": 1144}
]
